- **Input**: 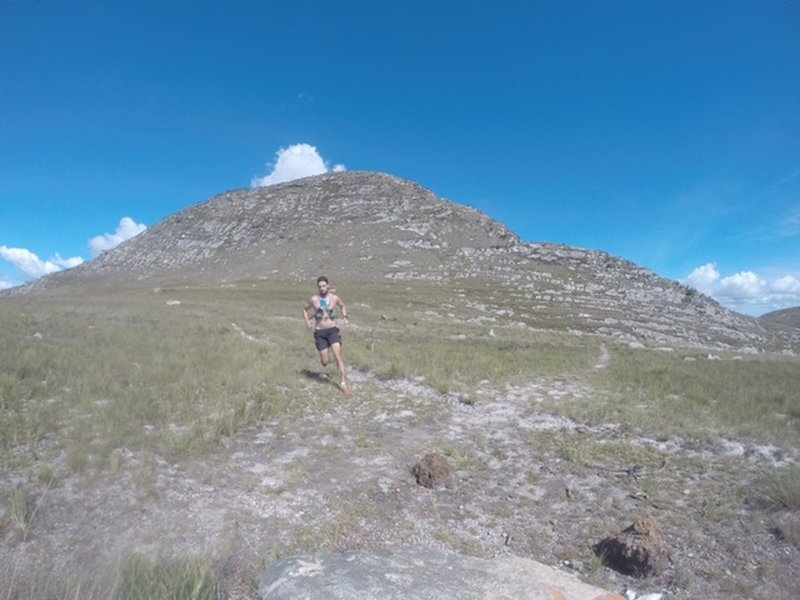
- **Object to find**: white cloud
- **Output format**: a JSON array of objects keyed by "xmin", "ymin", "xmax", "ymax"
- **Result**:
[
  {"xmin": 684, "ymin": 262, "xmax": 720, "ymax": 294},
  {"xmin": 719, "ymin": 271, "xmax": 767, "ymax": 300},
  {"xmin": 772, "ymin": 275, "xmax": 800, "ymax": 294},
  {"xmin": 53, "ymin": 253, "xmax": 85, "ymax": 269},
  {"xmin": 0, "ymin": 246, "xmax": 85, "ymax": 281},
  {"xmin": 89, "ymin": 217, "xmax": 147, "ymax": 257},
  {"xmin": 251, "ymin": 143, "xmax": 346, "ymax": 187},
  {"xmin": 1, "ymin": 216, "xmax": 144, "ymax": 286},
  {"xmin": 0, "ymin": 245, "xmax": 64, "ymax": 278},
  {"xmin": 683, "ymin": 264, "xmax": 800, "ymax": 316}
]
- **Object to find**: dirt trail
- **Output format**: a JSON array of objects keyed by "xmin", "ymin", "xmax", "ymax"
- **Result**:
[{"xmin": 593, "ymin": 343, "xmax": 611, "ymax": 371}]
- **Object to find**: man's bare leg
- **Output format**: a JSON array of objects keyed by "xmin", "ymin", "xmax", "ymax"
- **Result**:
[{"xmin": 330, "ymin": 343, "xmax": 349, "ymax": 391}]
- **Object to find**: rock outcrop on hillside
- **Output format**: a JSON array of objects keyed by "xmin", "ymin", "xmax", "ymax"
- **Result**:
[{"xmin": 11, "ymin": 171, "xmax": 785, "ymax": 350}]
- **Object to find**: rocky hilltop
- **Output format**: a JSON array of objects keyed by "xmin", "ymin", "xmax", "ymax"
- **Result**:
[{"xmin": 14, "ymin": 171, "xmax": 788, "ymax": 351}]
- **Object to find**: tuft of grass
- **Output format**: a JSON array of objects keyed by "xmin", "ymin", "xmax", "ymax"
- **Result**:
[
  {"xmin": 112, "ymin": 553, "xmax": 221, "ymax": 600},
  {"xmin": 4, "ymin": 553, "xmax": 223, "ymax": 600},
  {"xmin": 751, "ymin": 465, "xmax": 800, "ymax": 512},
  {"xmin": 588, "ymin": 544, "xmax": 608, "ymax": 573},
  {"xmin": 559, "ymin": 437, "xmax": 589, "ymax": 467},
  {"xmin": 444, "ymin": 445, "xmax": 481, "ymax": 471},
  {"xmin": 6, "ymin": 486, "xmax": 35, "ymax": 532}
]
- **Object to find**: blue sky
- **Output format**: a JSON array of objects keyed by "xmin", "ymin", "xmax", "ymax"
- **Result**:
[{"xmin": 1, "ymin": 1, "xmax": 798, "ymax": 316}]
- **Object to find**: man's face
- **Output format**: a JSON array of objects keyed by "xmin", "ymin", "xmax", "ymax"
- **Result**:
[{"xmin": 318, "ymin": 281, "xmax": 329, "ymax": 296}]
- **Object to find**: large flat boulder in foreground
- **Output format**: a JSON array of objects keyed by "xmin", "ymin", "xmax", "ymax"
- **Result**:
[{"xmin": 259, "ymin": 546, "xmax": 624, "ymax": 600}]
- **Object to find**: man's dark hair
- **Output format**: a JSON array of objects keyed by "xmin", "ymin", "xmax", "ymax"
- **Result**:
[{"xmin": 316, "ymin": 276, "xmax": 329, "ymax": 285}]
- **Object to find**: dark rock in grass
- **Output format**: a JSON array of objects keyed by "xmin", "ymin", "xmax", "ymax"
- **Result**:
[
  {"xmin": 411, "ymin": 452, "xmax": 453, "ymax": 489},
  {"xmin": 258, "ymin": 546, "xmax": 626, "ymax": 599},
  {"xmin": 594, "ymin": 518, "xmax": 669, "ymax": 577},
  {"xmin": 772, "ymin": 512, "xmax": 800, "ymax": 548}
]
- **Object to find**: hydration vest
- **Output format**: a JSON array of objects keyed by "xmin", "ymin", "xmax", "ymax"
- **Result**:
[{"xmin": 314, "ymin": 296, "xmax": 336, "ymax": 323}]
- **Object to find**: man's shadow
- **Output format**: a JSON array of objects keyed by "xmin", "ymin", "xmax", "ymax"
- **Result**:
[{"xmin": 300, "ymin": 368, "xmax": 339, "ymax": 391}]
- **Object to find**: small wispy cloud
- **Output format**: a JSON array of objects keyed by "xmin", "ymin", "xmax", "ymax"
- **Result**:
[
  {"xmin": 757, "ymin": 171, "xmax": 800, "ymax": 240},
  {"xmin": 251, "ymin": 143, "xmax": 345, "ymax": 188},
  {"xmin": 684, "ymin": 262, "xmax": 800, "ymax": 316},
  {"xmin": 89, "ymin": 217, "xmax": 147, "ymax": 257},
  {"xmin": 778, "ymin": 205, "xmax": 800, "ymax": 238}
]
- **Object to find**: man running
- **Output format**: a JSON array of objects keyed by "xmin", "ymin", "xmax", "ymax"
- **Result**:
[{"xmin": 303, "ymin": 275, "xmax": 350, "ymax": 393}]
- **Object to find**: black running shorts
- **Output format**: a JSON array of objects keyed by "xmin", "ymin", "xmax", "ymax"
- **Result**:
[{"xmin": 314, "ymin": 327, "xmax": 342, "ymax": 351}]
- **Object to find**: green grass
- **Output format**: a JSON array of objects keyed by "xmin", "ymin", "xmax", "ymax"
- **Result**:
[
  {"xmin": 750, "ymin": 464, "xmax": 800, "ymax": 512},
  {"xmin": 2, "ymin": 280, "xmax": 799, "ymax": 597},
  {"xmin": 343, "ymin": 280, "xmax": 601, "ymax": 392},
  {"xmin": 4, "ymin": 487, "xmax": 35, "ymax": 533},
  {"xmin": 5, "ymin": 553, "xmax": 221, "ymax": 600},
  {"xmin": 0, "ymin": 287, "xmax": 310, "ymax": 474},
  {"xmin": 347, "ymin": 325, "xmax": 598, "ymax": 393},
  {"xmin": 3, "ymin": 282, "xmax": 797, "ymax": 473},
  {"xmin": 574, "ymin": 346, "xmax": 800, "ymax": 447},
  {"xmin": 112, "ymin": 553, "xmax": 221, "ymax": 600}
]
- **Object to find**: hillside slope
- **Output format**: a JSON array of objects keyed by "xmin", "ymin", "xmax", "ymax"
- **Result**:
[
  {"xmin": 760, "ymin": 306, "xmax": 800, "ymax": 348},
  {"xmin": 13, "ymin": 171, "xmax": 780, "ymax": 350}
]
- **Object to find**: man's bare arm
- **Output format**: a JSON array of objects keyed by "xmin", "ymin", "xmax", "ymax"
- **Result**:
[{"xmin": 302, "ymin": 299, "xmax": 314, "ymax": 328}]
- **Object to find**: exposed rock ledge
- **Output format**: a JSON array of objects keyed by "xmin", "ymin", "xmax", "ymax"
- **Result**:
[{"xmin": 259, "ymin": 546, "xmax": 624, "ymax": 600}]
